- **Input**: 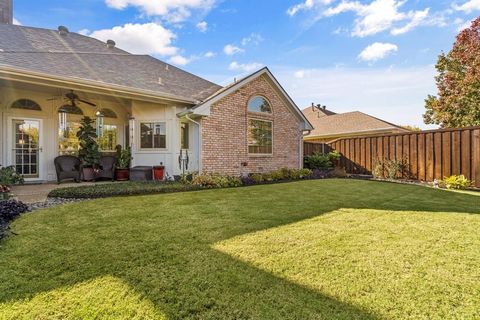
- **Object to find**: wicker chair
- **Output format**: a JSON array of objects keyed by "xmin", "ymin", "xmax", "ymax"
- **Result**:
[
  {"xmin": 54, "ymin": 155, "xmax": 81, "ymax": 184},
  {"xmin": 97, "ymin": 156, "xmax": 117, "ymax": 181}
]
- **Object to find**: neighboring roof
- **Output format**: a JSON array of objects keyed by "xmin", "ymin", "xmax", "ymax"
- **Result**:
[
  {"xmin": 304, "ymin": 109, "xmax": 408, "ymax": 138},
  {"xmin": 0, "ymin": 24, "xmax": 221, "ymax": 102},
  {"xmin": 303, "ymin": 105, "xmax": 337, "ymax": 118},
  {"xmin": 191, "ymin": 67, "xmax": 314, "ymax": 130}
]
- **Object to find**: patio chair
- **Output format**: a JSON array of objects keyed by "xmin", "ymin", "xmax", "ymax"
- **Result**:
[
  {"xmin": 97, "ymin": 155, "xmax": 117, "ymax": 181},
  {"xmin": 54, "ymin": 155, "xmax": 81, "ymax": 184}
]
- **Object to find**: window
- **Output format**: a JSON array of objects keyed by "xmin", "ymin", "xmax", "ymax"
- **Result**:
[
  {"xmin": 99, "ymin": 108, "xmax": 117, "ymax": 118},
  {"xmin": 58, "ymin": 105, "xmax": 83, "ymax": 155},
  {"xmin": 181, "ymin": 123, "xmax": 189, "ymax": 149},
  {"xmin": 98, "ymin": 124, "xmax": 118, "ymax": 151},
  {"xmin": 11, "ymin": 99, "xmax": 42, "ymax": 111},
  {"xmin": 140, "ymin": 122, "xmax": 166, "ymax": 149},
  {"xmin": 248, "ymin": 96, "xmax": 272, "ymax": 114},
  {"xmin": 248, "ymin": 119, "xmax": 272, "ymax": 154}
]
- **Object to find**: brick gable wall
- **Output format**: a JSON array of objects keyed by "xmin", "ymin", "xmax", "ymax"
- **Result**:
[{"xmin": 201, "ymin": 75, "xmax": 303, "ymax": 176}]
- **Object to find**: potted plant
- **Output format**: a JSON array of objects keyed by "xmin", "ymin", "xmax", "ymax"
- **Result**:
[
  {"xmin": 0, "ymin": 185, "xmax": 11, "ymax": 200},
  {"xmin": 115, "ymin": 145, "xmax": 132, "ymax": 181},
  {"xmin": 77, "ymin": 117, "xmax": 101, "ymax": 181}
]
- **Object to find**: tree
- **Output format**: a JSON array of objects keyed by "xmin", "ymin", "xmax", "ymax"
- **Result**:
[
  {"xmin": 424, "ymin": 17, "xmax": 480, "ymax": 127},
  {"xmin": 77, "ymin": 116, "xmax": 101, "ymax": 168}
]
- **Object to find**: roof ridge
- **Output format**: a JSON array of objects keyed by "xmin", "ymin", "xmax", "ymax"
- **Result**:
[{"xmin": 0, "ymin": 50, "xmax": 133, "ymax": 55}]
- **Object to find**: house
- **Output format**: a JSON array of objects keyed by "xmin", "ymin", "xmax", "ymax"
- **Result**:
[
  {"xmin": 303, "ymin": 104, "xmax": 408, "ymax": 143},
  {"xmin": 0, "ymin": 3, "xmax": 312, "ymax": 183}
]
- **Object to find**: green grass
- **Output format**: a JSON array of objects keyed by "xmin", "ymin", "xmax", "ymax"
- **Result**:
[{"xmin": 1, "ymin": 179, "xmax": 479, "ymax": 319}]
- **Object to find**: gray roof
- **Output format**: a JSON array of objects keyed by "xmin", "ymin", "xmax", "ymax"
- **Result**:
[{"xmin": 0, "ymin": 24, "xmax": 221, "ymax": 102}]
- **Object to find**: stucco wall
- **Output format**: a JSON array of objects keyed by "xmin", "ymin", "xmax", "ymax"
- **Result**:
[
  {"xmin": 130, "ymin": 102, "xmax": 199, "ymax": 177},
  {"xmin": 201, "ymin": 75, "xmax": 303, "ymax": 176}
]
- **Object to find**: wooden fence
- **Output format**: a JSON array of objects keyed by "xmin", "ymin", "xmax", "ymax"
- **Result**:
[{"xmin": 304, "ymin": 127, "xmax": 480, "ymax": 188}]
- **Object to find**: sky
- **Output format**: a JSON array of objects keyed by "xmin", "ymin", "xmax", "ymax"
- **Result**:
[{"xmin": 11, "ymin": 0, "xmax": 480, "ymax": 128}]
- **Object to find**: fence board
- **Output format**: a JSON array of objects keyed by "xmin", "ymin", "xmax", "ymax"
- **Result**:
[{"xmin": 305, "ymin": 126, "xmax": 480, "ymax": 188}]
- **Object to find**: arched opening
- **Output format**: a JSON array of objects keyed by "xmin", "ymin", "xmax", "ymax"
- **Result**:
[{"xmin": 11, "ymin": 99, "xmax": 42, "ymax": 111}]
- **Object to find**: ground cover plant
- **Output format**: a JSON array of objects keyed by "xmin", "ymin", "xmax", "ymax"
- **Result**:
[{"xmin": 1, "ymin": 179, "xmax": 479, "ymax": 319}]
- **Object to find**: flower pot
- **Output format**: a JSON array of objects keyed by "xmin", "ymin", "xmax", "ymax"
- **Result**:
[
  {"xmin": 82, "ymin": 167, "xmax": 96, "ymax": 181},
  {"xmin": 115, "ymin": 168, "xmax": 130, "ymax": 181},
  {"xmin": 153, "ymin": 166, "xmax": 165, "ymax": 181}
]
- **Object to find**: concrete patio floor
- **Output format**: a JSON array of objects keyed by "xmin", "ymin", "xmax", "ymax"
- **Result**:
[{"xmin": 11, "ymin": 182, "xmax": 103, "ymax": 203}]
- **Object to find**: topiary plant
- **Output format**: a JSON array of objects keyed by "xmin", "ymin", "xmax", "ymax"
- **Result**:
[{"xmin": 77, "ymin": 117, "xmax": 101, "ymax": 169}]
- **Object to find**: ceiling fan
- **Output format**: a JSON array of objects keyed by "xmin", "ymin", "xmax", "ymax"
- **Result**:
[{"xmin": 48, "ymin": 90, "xmax": 96, "ymax": 107}]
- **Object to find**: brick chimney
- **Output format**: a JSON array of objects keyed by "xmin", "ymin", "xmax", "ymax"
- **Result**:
[{"xmin": 0, "ymin": 0, "xmax": 13, "ymax": 24}]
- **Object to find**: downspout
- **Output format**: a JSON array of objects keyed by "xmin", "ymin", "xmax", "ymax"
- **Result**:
[{"xmin": 185, "ymin": 114, "xmax": 202, "ymax": 174}]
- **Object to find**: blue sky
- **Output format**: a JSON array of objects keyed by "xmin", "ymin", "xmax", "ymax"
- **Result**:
[{"xmin": 12, "ymin": 0, "xmax": 480, "ymax": 128}]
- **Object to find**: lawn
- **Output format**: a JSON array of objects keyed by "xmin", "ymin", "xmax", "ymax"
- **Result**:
[{"xmin": 0, "ymin": 179, "xmax": 479, "ymax": 319}]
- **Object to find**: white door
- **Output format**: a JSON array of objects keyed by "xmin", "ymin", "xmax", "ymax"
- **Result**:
[{"xmin": 8, "ymin": 118, "xmax": 44, "ymax": 181}]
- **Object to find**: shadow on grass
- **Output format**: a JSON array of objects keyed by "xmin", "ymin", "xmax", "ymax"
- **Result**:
[{"xmin": 0, "ymin": 179, "xmax": 478, "ymax": 319}]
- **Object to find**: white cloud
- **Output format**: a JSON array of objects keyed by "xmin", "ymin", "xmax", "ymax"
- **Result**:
[
  {"xmin": 77, "ymin": 28, "xmax": 90, "ymax": 35},
  {"xmin": 168, "ymin": 55, "xmax": 190, "ymax": 65},
  {"xmin": 12, "ymin": 17, "xmax": 21, "ymax": 25},
  {"xmin": 223, "ymin": 44, "xmax": 244, "ymax": 55},
  {"xmin": 275, "ymin": 65, "xmax": 438, "ymax": 128},
  {"xmin": 454, "ymin": 0, "xmax": 480, "ymax": 13},
  {"xmin": 241, "ymin": 33, "xmax": 264, "ymax": 46},
  {"xmin": 196, "ymin": 21, "xmax": 208, "ymax": 32},
  {"xmin": 323, "ymin": 0, "xmax": 430, "ymax": 37},
  {"xmin": 204, "ymin": 51, "xmax": 216, "ymax": 58},
  {"xmin": 287, "ymin": 0, "xmax": 334, "ymax": 16},
  {"xmin": 455, "ymin": 18, "xmax": 472, "ymax": 31},
  {"xmin": 90, "ymin": 23, "xmax": 177, "ymax": 56},
  {"xmin": 391, "ymin": 8, "xmax": 429, "ymax": 35},
  {"xmin": 105, "ymin": 0, "xmax": 216, "ymax": 22},
  {"xmin": 358, "ymin": 42, "xmax": 398, "ymax": 62},
  {"xmin": 229, "ymin": 61, "xmax": 263, "ymax": 73}
]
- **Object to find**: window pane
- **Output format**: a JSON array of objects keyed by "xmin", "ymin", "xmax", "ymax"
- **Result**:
[
  {"xmin": 248, "ymin": 96, "xmax": 272, "ymax": 113},
  {"xmin": 58, "ymin": 113, "xmax": 81, "ymax": 155},
  {"xmin": 140, "ymin": 122, "xmax": 166, "ymax": 149},
  {"xmin": 153, "ymin": 123, "xmax": 166, "ymax": 148},
  {"xmin": 248, "ymin": 119, "xmax": 272, "ymax": 154},
  {"xmin": 140, "ymin": 123, "xmax": 153, "ymax": 149},
  {"xmin": 98, "ymin": 124, "xmax": 117, "ymax": 151}
]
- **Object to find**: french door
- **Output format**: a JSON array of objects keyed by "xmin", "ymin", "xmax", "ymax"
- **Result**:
[{"xmin": 10, "ymin": 119, "xmax": 42, "ymax": 179}]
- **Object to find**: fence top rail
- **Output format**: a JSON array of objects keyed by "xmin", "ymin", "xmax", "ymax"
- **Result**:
[{"xmin": 327, "ymin": 126, "xmax": 480, "ymax": 144}]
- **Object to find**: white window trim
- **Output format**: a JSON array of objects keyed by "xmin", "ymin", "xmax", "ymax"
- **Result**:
[
  {"xmin": 247, "ymin": 117, "xmax": 273, "ymax": 156},
  {"xmin": 138, "ymin": 121, "xmax": 168, "ymax": 151}
]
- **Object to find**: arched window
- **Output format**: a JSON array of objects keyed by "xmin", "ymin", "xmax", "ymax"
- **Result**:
[
  {"xmin": 58, "ymin": 104, "xmax": 83, "ymax": 115},
  {"xmin": 99, "ymin": 108, "xmax": 117, "ymax": 118},
  {"xmin": 11, "ymin": 99, "xmax": 42, "ymax": 111},
  {"xmin": 248, "ymin": 96, "xmax": 272, "ymax": 114}
]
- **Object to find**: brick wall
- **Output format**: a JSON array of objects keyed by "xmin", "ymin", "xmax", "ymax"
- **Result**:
[{"xmin": 201, "ymin": 74, "xmax": 303, "ymax": 176}]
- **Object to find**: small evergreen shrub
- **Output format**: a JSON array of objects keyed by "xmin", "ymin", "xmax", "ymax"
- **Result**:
[
  {"xmin": 0, "ymin": 165, "xmax": 24, "ymax": 186},
  {"xmin": 305, "ymin": 151, "xmax": 341, "ymax": 170},
  {"xmin": 441, "ymin": 175, "xmax": 474, "ymax": 190}
]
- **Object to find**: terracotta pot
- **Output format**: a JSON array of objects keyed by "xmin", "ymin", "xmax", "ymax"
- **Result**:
[
  {"xmin": 115, "ymin": 168, "xmax": 130, "ymax": 181},
  {"xmin": 153, "ymin": 166, "xmax": 165, "ymax": 181},
  {"xmin": 82, "ymin": 167, "xmax": 96, "ymax": 181}
]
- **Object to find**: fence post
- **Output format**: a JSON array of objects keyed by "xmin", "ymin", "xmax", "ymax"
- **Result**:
[{"xmin": 474, "ymin": 129, "xmax": 480, "ymax": 188}]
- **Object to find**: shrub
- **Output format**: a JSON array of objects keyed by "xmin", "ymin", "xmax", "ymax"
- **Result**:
[
  {"xmin": 384, "ymin": 157, "xmax": 409, "ymax": 180},
  {"xmin": 0, "ymin": 199, "xmax": 29, "ymax": 240},
  {"xmin": 0, "ymin": 165, "xmax": 24, "ymax": 186},
  {"xmin": 305, "ymin": 151, "xmax": 341, "ymax": 170},
  {"xmin": 115, "ymin": 145, "xmax": 132, "ymax": 169},
  {"xmin": 290, "ymin": 168, "xmax": 313, "ymax": 180},
  {"xmin": 49, "ymin": 182, "xmax": 202, "ymax": 199},
  {"xmin": 441, "ymin": 175, "xmax": 474, "ymax": 190},
  {"xmin": 190, "ymin": 174, "xmax": 242, "ymax": 188},
  {"xmin": 372, "ymin": 158, "xmax": 384, "ymax": 178}
]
